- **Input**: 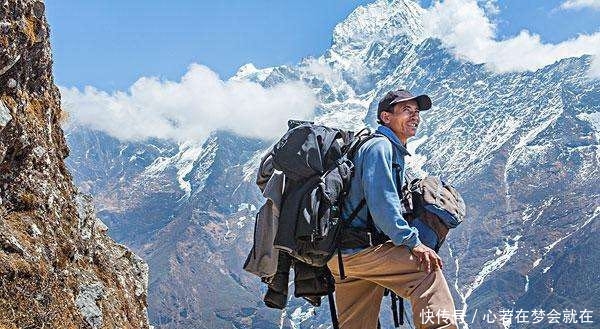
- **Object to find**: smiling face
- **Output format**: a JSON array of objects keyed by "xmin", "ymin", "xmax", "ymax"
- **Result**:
[{"xmin": 379, "ymin": 100, "xmax": 420, "ymax": 144}]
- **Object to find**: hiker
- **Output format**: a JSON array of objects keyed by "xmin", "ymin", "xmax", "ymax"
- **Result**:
[{"xmin": 328, "ymin": 90, "xmax": 458, "ymax": 329}]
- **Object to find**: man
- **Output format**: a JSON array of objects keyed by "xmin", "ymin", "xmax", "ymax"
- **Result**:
[{"xmin": 327, "ymin": 89, "xmax": 457, "ymax": 329}]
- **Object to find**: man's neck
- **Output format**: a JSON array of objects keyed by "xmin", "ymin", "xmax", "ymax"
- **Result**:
[{"xmin": 398, "ymin": 135, "xmax": 407, "ymax": 145}]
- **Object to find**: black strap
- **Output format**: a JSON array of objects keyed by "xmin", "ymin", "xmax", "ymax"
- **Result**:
[
  {"xmin": 345, "ymin": 198, "xmax": 366, "ymax": 227},
  {"xmin": 328, "ymin": 291, "xmax": 339, "ymax": 329},
  {"xmin": 398, "ymin": 295, "xmax": 404, "ymax": 325},
  {"xmin": 325, "ymin": 271, "xmax": 340, "ymax": 329},
  {"xmin": 391, "ymin": 292, "xmax": 400, "ymax": 328},
  {"xmin": 392, "ymin": 163, "xmax": 404, "ymax": 195},
  {"xmin": 337, "ymin": 248, "xmax": 346, "ymax": 280},
  {"xmin": 337, "ymin": 198, "xmax": 366, "ymax": 280}
]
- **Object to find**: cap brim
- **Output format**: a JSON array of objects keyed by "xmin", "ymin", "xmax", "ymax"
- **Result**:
[{"xmin": 389, "ymin": 94, "xmax": 432, "ymax": 111}]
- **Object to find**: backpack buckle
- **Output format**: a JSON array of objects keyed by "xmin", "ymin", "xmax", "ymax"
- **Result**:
[{"xmin": 367, "ymin": 232, "xmax": 373, "ymax": 246}]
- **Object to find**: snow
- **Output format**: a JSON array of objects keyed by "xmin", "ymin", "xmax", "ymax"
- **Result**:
[
  {"xmin": 143, "ymin": 156, "xmax": 171, "ymax": 175},
  {"xmin": 118, "ymin": 145, "xmax": 128, "ymax": 157},
  {"xmin": 544, "ymin": 206, "xmax": 599, "ymax": 252},
  {"xmin": 236, "ymin": 63, "xmax": 258, "ymax": 76},
  {"xmin": 532, "ymin": 206, "xmax": 600, "ymax": 272},
  {"xmin": 174, "ymin": 141, "xmax": 204, "ymax": 199},
  {"xmin": 454, "ymin": 234, "xmax": 522, "ymax": 328},
  {"xmin": 331, "ymin": 0, "xmax": 425, "ymax": 48},
  {"xmin": 191, "ymin": 137, "xmax": 219, "ymax": 194},
  {"xmin": 448, "ymin": 245, "xmax": 471, "ymax": 329},
  {"xmin": 465, "ymin": 235, "xmax": 522, "ymax": 301},
  {"xmin": 237, "ymin": 216, "xmax": 247, "ymax": 228},
  {"xmin": 514, "ymin": 107, "xmax": 563, "ymax": 150},
  {"xmin": 314, "ymin": 105, "xmax": 369, "ymax": 131},
  {"xmin": 241, "ymin": 149, "xmax": 267, "ymax": 183},
  {"xmin": 224, "ymin": 219, "xmax": 233, "ymax": 240},
  {"xmin": 406, "ymin": 135, "xmax": 429, "ymax": 177},
  {"xmin": 237, "ymin": 203, "xmax": 256, "ymax": 212},
  {"xmin": 231, "ymin": 62, "xmax": 274, "ymax": 82},
  {"xmin": 289, "ymin": 306, "xmax": 316, "ymax": 329},
  {"xmin": 141, "ymin": 138, "xmax": 215, "ymax": 199},
  {"xmin": 505, "ymin": 104, "xmax": 563, "ymax": 171},
  {"xmin": 577, "ymin": 111, "xmax": 600, "ymax": 160},
  {"xmin": 530, "ymin": 197, "xmax": 555, "ymax": 226},
  {"xmin": 577, "ymin": 111, "xmax": 600, "ymax": 140}
]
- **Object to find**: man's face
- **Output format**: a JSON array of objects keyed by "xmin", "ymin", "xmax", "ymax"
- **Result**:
[{"xmin": 380, "ymin": 100, "xmax": 420, "ymax": 144}]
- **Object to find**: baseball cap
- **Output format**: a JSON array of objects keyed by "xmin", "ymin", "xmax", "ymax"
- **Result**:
[{"xmin": 377, "ymin": 89, "xmax": 432, "ymax": 120}]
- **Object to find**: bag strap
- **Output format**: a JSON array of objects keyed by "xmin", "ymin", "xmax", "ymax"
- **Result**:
[
  {"xmin": 328, "ymin": 291, "xmax": 339, "ymax": 329},
  {"xmin": 390, "ymin": 291, "xmax": 400, "ymax": 328},
  {"xmin": 337, "ymin": 198, "xmax": 366, "ymax": 280},
  {"xmin": 327, "ymin": 271, "xmax": 339, "ymax": 329}
]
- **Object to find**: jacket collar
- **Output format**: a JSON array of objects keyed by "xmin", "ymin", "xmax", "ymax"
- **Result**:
[{"xmin": 376, "ymin": 125, "xmax": 411, "ymax": 156}]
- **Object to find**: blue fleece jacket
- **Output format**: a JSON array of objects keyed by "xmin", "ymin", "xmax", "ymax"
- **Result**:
[{"xmin": 342, "ymin": 125, "xmax": 421, "ymax": 253}]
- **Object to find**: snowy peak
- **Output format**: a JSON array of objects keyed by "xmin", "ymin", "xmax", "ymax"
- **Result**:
[
  {"xmin": 331, "ymin": 0, "xmax": 424, "ymax": 49},
  {"xmin": 324, "ymin": 0, "xmax": 427, "ymax": 94},
  {"xmin": 231, "ymin": 63, "xmax": 274, "ymax": 82},
  {"xmin": 236, "ymin": 63, "xmax": 258, "ymax": 76}
]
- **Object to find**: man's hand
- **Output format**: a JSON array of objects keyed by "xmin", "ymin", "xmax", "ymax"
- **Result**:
[{"xmin": 410, "ymin": 244, "xmax": 443, "ymax": 273}]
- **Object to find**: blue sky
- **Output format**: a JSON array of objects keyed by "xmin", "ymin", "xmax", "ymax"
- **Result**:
[
  {"xmin": 46, "ymin": 0, "xmax": 372, "ymax": 91},
  {"xmin": 46, "ymin": 0, "xmax": 600, "ymax": 91}
]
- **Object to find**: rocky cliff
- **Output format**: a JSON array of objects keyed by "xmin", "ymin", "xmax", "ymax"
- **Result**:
[{"xmin": 0, "ymin": 1, "xmax": 150, "ymax": 328}]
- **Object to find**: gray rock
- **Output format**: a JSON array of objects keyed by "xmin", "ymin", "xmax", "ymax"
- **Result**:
[
  {"xmin": 7, "ymin": 78, "xmax": 17, "ymax": 88},
  {"xmin": 94, "ymin": 218, "xmax": 108, "ymax": 233},
  {"xmin": 0, "ymin": 54, "xmax": 20, "ymax": 77},
  {"xmin": 32, "ymin": 146, "xmax": 46, "ymax": 158},
  {"xmin": 130, "ymin": 252, "xmax": 149, "ymax": 297},
  {"xmin": 32, "ymin": 1, "xmax": 45, "ymax": 19},
  {"xmin": 0, "ymin": 100, "xmax": 12, "ymax": 127},
  {"xmin": 75, "ymin": 282, "xmax": 105, "ymax": 329},
  {"xmin": 75, "ymin": 193, "xmax": 94, "ymax": 240},
  {"xmin": 1, "ymin": 234, "xmax": 25, "ymax": 255},
  {"xmin": 29, "ymin": 223, "xmax": 42, "ymax": 237}
]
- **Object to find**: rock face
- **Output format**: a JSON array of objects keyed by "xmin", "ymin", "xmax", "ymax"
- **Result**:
[
  {"xmin": 63, "ymin": 0, "xmax": 600, "ymax": 328},
  {"xmin": 0, "ymin": 1, "xmax": 150, "ymax": 328}
]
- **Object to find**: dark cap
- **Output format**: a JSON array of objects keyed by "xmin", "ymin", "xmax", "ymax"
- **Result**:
[{"xmin": 377, "ymin": 89, "xmax": 432, "ymax": 122}]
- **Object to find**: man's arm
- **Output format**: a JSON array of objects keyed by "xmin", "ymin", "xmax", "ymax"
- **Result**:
[
  {"xmin": 361, "ymin": 139, "xmax": 443, "ymax": 271},
  {"xmin": 360, "ymin": 139, "xmax": 421, "ymax": 249}
]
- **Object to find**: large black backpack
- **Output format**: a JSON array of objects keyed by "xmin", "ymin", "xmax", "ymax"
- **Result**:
[
  {"xmin": 267, "ymin": 120, "xmax": 374, "ymax": 328},
  {"xmin": 271, "ymin": 120, "xmax": 373, "ymax": 266}
]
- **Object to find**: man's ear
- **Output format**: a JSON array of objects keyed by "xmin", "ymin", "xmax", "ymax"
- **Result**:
[{"xmin": 380, "ymin": 111, "xmax": 390, "ymax": 125}]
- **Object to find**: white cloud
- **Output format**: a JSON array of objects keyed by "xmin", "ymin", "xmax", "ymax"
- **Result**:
[
  {"xmin": 560, "ymin": 0, "xmax": 600, "ymax": 10},
  {"xmin": 61, "ymin": 63, "xmax": 317, "ymax": 142},
  {"xmin": 422, "ymin": 0, "xmax": 600, "ymax": 78},
  {"xmin": 301, "ymin": 58, "xmax": 346, "ymax": 86}
]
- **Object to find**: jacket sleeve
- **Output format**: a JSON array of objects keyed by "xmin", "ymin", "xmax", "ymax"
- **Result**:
[{"xmin": 360, "ymin": 139, "xmax": 421, "ymax": 249}]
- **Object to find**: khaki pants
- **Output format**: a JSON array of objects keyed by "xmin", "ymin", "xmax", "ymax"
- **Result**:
[{"xmin": 327, "ymin": 242, "xmax": 457, "ymax": 329}]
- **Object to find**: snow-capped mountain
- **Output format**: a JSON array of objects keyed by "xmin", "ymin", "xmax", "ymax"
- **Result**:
[{"xmin": 64, "ymin": 0, "xmax": 600, "ymax": 328}]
